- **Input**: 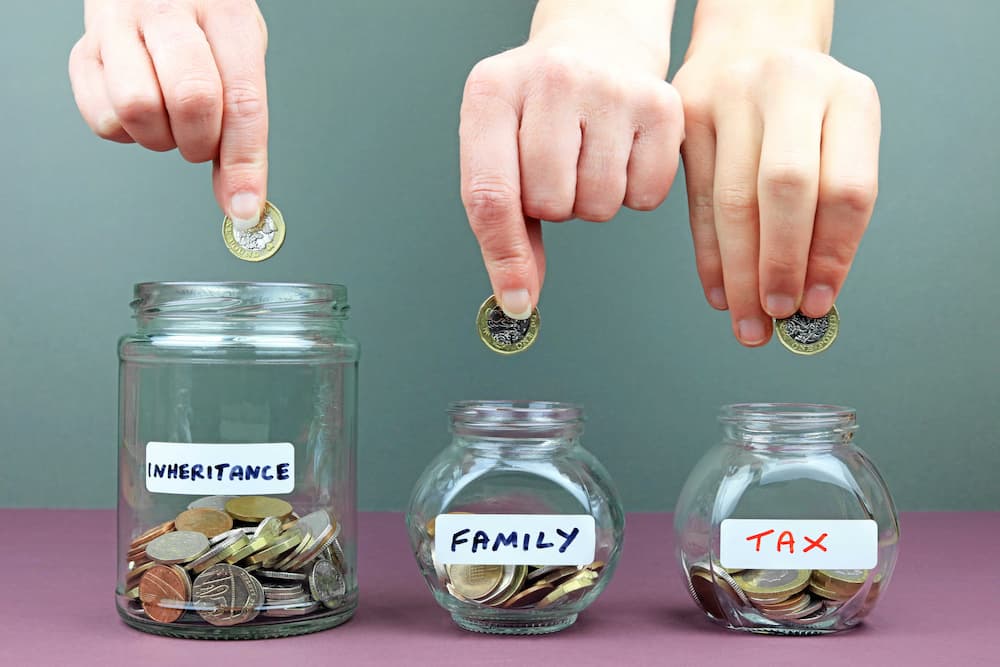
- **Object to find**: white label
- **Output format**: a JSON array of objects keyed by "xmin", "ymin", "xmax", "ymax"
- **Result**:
[
  {"xmin": 720, "ymin": 519, "xmax": 878, "ymax": 570},
  {"xmin": 434, "ymin": 514, "xmax": 596, "ymax": 566},
  {"xmin": 145, "ymin": 442, "xmax": 295, "ymax": 495}
]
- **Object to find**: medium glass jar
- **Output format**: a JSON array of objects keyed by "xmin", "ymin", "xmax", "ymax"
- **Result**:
[
  {"xmin": 116, "ymin": 282, "xmax": 359, "ymax": 639},
  {"xmin": 407, "ymin": 401, "xmax": 624, "ymax": 635},
  {"xmin": 674, "ymin": 404, "xmax": 899, "ymax": 635}
]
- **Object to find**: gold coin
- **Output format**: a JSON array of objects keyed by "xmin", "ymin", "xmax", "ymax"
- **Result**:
[
  {"xmin": 732, "ymin": 569, "xmax": 811, "ymax": 598},
  {"xmin": 476, "ymin": 295, "xmax": 539, "ymax": 354},
  {"xmin": 222, "ymin": 200, "xmax": 286, "ymax": 262},
  {"xmin": 174, "ymin": 508, "xmax": 234, "ymax": 539},
  {"xmin": 481, "ymin": 565, "xmax": 528, "ymax": 606},
  {"xmin": 225, "ymin": 496, "xmax": 294, "ymax": 523},
  {"xmin": 447, "ymin": 564, "xmax": 505, "ymax": 600},
  {"xmin": 535, "ymin": 571, "xmax": 597, "ymax": 609},
  {"xmin": 775, "ymin": 304, "xmax": 840, "ymax": 355},
  {"xmin": 244, "ymin": 529, "xmax": 304, "ymax": 565},
  {"xmin": 814, "ymin": 569, "xmax": 869, "ymax": 586}
]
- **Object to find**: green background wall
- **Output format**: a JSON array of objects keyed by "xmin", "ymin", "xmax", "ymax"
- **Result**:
[{"xmin": 1, "ymin": 1, "xmax": 997, "ymax": 510}]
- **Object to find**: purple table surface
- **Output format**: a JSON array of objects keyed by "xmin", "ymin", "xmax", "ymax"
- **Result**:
[{"xmin": 1, "ymin": 511, "xmax": 997, "ymax": 666}]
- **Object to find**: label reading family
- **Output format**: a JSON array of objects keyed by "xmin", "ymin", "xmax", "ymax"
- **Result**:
[
  {"xmin": 434, "ymin": 514, "xmax": 596, "ymax": 566},
  {"xmin": 720, "ymin": 519, "xmax": 877, "ymax": 570},
  {"xmin": 145, "ymin": 442, "xmax": 295, "ymax": 495}
]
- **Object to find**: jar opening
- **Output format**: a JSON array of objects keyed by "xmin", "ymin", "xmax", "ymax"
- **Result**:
[
  {"xmin": 449, "ymin": 401, "xmax": 583, "ymax": 439},
  {"xmin": 131, "ymin": 282, "xmax": 348, "ymax": 323},
  {"xmin": 720, "ymin": 403, "xmax": 857, "ymax": 446}
]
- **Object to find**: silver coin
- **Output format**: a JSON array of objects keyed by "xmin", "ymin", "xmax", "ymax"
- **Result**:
[
  {"xmin": 309, "ymin": 558, "xmax": 346, "ymax": 607},
  {"xmin": 262, "ymin": 600, "xmax": 319, "ymax": 617},
  {"xmin": 187, "ymin": 495, "xmax": 237, "ymax": 512},
  {"xmin": 782, "ymin": 312, "xmax": 830, "ymax": 345},
  {"xmin": 210, "ymin": 527, "xmax": 251, "ymax": 546},
  {"xmin": 252, "ymin": 516, "xmax": 283, "ymax": 540},
  {"xmin": 256, "ymin": 569, "xmax": 308, "ymax": 582},
  {"xmin": 233, "ymin": 210, "xmax": 278, "ymax": 252},
  {"xmin": 145, "ymin": 530, "xmax": 210, "ymax": 564},
  {"xmin": 486, "ymin": 305, "xmax": 530, "ymax": 346},
  {"xmin": 192, "ymin": 563, "xmax": 264, "ymax": 626}
]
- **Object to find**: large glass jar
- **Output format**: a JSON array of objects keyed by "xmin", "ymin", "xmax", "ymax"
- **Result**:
[
  {"xmin": 407, "ymin": 401, "xmax": 625, "ymax": 635},
  {"xmin": 674, "ymin": 404, "xmax": 899, "ymax": 635},
  {"xmin": 116, "ymin": 282, "xmax": 359, "ymax": 639}
]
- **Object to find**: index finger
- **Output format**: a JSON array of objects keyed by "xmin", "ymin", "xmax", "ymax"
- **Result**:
[
  {"xmin": 201, "ymin": 3, "xmax": 268, "ymax": 230},
  {"xmin": 460, "ymin": 62, "xmax": 540, "ymax": 320}
]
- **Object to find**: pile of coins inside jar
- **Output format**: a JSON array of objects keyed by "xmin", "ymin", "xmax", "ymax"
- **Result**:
[
  {"xmin": 687, "ymin": 562, "xmax": 880, "ymax": 626},
  {"xmin": 123, "ymin": 495, "xmax": 347, "ymax": 626},
  {"xmin": 419, "ymin": 516, "xmax": 605, "ymax": 610},
  {"xmin": 441, "ymin": 562, "xmax": 606, "ymax": 610}
]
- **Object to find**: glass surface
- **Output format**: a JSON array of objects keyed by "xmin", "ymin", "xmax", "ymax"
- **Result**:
[
  {"xmin": 407, "ymin": 401, "xmax": 625, "ymax": 635},
  {"xmin": 116, "ymin": 282, "xmax": 359, "ymax": 639},
  {"xmin": 674, "ymin": 403, "xmax": 900, "ymax": 635}
]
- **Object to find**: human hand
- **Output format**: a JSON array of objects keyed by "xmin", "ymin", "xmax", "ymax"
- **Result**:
[
  {"xmin": 674, "ymin": 47, "xmax": 880, "ymax": 346},
  {"xmin": 69, "ymin": 0, "xmax": 270, "ymax": 229},
  {"xmin": 460, "ymin": 27, "xmax": 684, "ymax": 319}
]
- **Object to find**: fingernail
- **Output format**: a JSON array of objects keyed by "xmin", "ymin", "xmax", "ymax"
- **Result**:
[
  {"xmin": 500, "ymin": 289, "xmax": 532, "ymax": 320},
  {"xmin": 738, "ymin": 318, "xmax": 767, "ymax": 345},
  {"xmin": 229, "ymin": 192, "xmax": 262, "ymax": 232},
  {"xmin": 708, "ymin": 288, "xmax": 728, "ymax": 310},
  {"xmin": 802, "ymin": 284, "xmax": 835, "ymax": 317},
  {"xmin": 765, "ymin": 293, "xmax": 797, "ymax": 318}
]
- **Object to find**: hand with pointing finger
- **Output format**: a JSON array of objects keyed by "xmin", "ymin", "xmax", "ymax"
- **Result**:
[
  {"xmin": 460, "ymin": 2, "xmax": 684, "ymax": 320},
  {"xmin": 69, "ymin": 0, "xmax": 270, "ymax": 230}
]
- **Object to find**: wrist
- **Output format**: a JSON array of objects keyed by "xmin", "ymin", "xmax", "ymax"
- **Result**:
[
  {"xmin": 685, "ymin": 0, "xmax": 833, "ymax": 59},
  {"xmin": 529, "ymin": 1, "xmax": 675, "ymax": 77}
]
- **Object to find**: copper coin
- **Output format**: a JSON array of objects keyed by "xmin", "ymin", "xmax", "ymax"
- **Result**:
[
  {"xmin": 501, "ymin": 583, "xmax": 555, "ymax": 608},
  {"xmin": 139, "ymin": 564, "xmax": 191, "ymax": 623},
  {"xmin": 129, "ymin": 520, "xmax": 175, "ymax": 550},
  {"xmin": 192, "ymin": 563, "xmax": 263, "ymax": 626},
  {"xmin": 175, "ymin": 508, "xmax": 234, "ymax": 538}
]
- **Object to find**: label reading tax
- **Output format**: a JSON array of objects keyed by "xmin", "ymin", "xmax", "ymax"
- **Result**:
[
  {"xmin": 145, "ymin": 442, "xmax": 295, "ymax": 495},
  {"xmin": 434, "ymin": 513, "xmax": 596, "ymax": 566},
  {"xmin": 720, "ymin": 519, "xmax": 878, "ymax": 570}
]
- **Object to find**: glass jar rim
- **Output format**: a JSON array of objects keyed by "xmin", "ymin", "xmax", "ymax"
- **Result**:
[
  {"xmin": 131, "ymin": 281, "xmax": 348, "ymax": 319},
  {"xmin": 719, "ymin": 403, "xmax": 856, "ymax": 430},
  {"xmin": 448, "ymin": 401, "xmax": 584, "ymax": 428}
]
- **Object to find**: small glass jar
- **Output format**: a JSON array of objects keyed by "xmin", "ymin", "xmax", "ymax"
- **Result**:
[
  {"xmin": 407, "ymin": 401, "xmax": 624, "ymax": 635},
  {"xmin": 116, "ymin": 282, "xmax": 359, "ymax": 639},
  {"xmin": 674, "ymin": 404, "xmax": 899, "ymax": 635}
]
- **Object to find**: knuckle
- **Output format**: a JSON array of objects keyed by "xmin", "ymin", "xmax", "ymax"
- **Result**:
[
  {"xmin": 169, "ymin": 78, "xmax": 221, "ymax": 119},
  {"xmin": 143, "ymin": 0, "xmax": 180, "ymax": 18},
  {"xmin": 464, "ymin": 58, "xmax": 508, "ymax": 101},
  {"xmin": 715, "ymin": 186, "xmax": 757, "ymax": 220},
  {"xmin": 115, "ymin": 91, "xmax": 162, "ymax": 126},
  {"xmin": 532, "ymin": 49, "xmax": 580, "ymax": 93},
  {"xmin": 222, "ymin": 84, "xmax": 265, "ymax": 121},
  {"xmin": 761, "ymin": 162, "xmax": 813, "ymax": 198},
  {"xmin": 93, "ymin": 113, "xmax": 125, "ymax": 140},
  {"xmin": 463, "ymin": 179, "xmax": 519, "ymax": 227},
  {"xmin": 809, "ymin": 239, "xmax": 855, "ymax": 275},
  {"xmin": 762, "ymin": 252, "xmax": 801, "ymax": 276},
  {"xmin": 522, "ymin": 195, "xmax": 572, "ymax": 222},
  {"xmin": 821, "ymin": 178, "xmax": 878, "ymax": 214}
]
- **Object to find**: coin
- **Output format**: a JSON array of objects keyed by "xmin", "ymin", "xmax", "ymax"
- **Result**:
[
  {"xmin": 187, "ymin": 533, "xmax": 251, "ymax": 574},
  {"xmin": 126, "ymin": 561, "xmax": 158, "ymax": 588},
  {"xmin": 252, "ymin": 516, "xmax": 284, "ymax": 540},
  {"xmin": 187, "ymin": 496, "xmax": 237, "ymax": 512},
  {"xmin": 225, "ymin": 496, "xmax": 294, "ymax": 523},
  {"xmin": 262, "ymin": 601, "xmax": 320, "ymax": 617},
  {"xmin": 283, "ymin": 510, "xmax": 338, "ymax": 570},
  {"xmin": 479, "ymin": 565, "xmax": 527, "ymax": 606},
  {"xmin": 447, "ymin": 564, "xmax": 505, "ymax": 600},
  {"xmin": 174, "ymin": 508, "xmax": 234, "ymax": 539},
  {"xmin": 687, "ymin": 563, "xmax": 750, "ymax": 619},
  {"xmin": 222, "ymin": 200, "xmax": 286, "ymax": 262},
  {"xmin": 535, "ymin": 571, "xmax": 597, "ymax": 609},
  {"xmin": 145, "ymin": 530, "xmax": 210, "ymax": 565},
  {"xmin": 732, "ymin": 569, "xmax": 811, "ymax": 598},
  {"xmin": 476, "ymin": 295, "xmax": 540, "ymax": 354},
  {"xmin": 192, "ymin": 563, "xmax": 264, "ymax": 626},
  {"xmin": 309, "ymin": 558, "xmax": 347, "ymax": 608},
  {"xmin": 139, "ymin": 564, "xmax": 191, "ymax": 623},
  {"xmin": 501, "ymin": 582, "xmax": 555, "ymax": 608},
  {"xmin": 257, "ymin": 570, "xmax": 308, "ymax": 582},
  {"xmin": 244, "ymin": 529, "xmax": 304, "ymax": 565},
  {"xmin": 129, "ymin": 520, "xmax": 175, "ymax": 550},
  {"xmin": 270, "ymin": 531, "xmax": 313, "ymax": 570},
  {"xmin": 775, "ymin": 304, "xmax": 840, "ymax": 355}
]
